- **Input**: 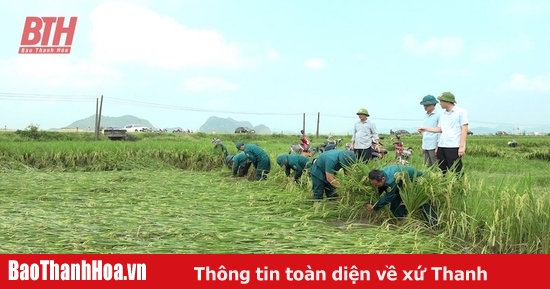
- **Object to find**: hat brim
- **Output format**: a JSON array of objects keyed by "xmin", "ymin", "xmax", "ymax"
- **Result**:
[
  {"xmin": 420, "ymin": 101, "xmax": 438, "ymax": 105},
  {"xmin": 356, "ymin": 113, "xmax": 370, "ymax": 116},
  {"xmin": 437, "ymin": 96, "xmax": 456, "ymax": 103}
]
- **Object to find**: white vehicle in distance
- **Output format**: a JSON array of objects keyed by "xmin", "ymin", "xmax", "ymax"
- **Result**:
[{"xmin": 124, "ymin": 124, "xmax": 150, "ymax": 132}]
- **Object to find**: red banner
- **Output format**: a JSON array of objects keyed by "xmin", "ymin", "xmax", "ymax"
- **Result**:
[{"xmin": 1, "ymin": 254, "xmax": 547, "ymax": 288}]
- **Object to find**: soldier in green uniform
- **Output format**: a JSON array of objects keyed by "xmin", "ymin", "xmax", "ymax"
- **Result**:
[
  {"xmin": 309, "ymin": 149, "xmax": 356, "ymax": 201},
  {"xmin": 227, "ymin": 153, "xmax": 252, "ymax": 177},
  {"xmin": 365, "ymin": 164, "xmax": 438, "ymax": 227},
  {"xmin": 225, "ymin": 155, "xmax": 233, "ymax": 168},
  {"xmin": 236, "ymin": 142, "xmax": 271, "ymax": 181},
  {"xmin": 276, "ymin": 154, "xmax": 310, "ymax": 183}
]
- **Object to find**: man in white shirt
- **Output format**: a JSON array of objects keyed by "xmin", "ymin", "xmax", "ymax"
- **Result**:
[
  {"xmin": 350, "ymin": 108, "xmax": 380, "ymax": 163},
  {"xmin": 419, "ymin": 95, "xmax": 440, "ymax": 167},
  {"xmin": 418, "ymin": 92, "xmax": 469, "ymax": 175}
]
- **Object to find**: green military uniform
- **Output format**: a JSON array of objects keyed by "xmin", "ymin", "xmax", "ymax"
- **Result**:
[
  {"xmin": 213, "ymin": 139, "xmax": 229, "ymax": 163},
  {"xmin": 225, "ymin": 155, "xmax": 234, "ymax": 169},
  {"xmin": 310, "ymin": 149, "xmax": 356, "ymax": 200},
  {"xmin": 276, "ymin": 154, "xmax": 309, "ymax": 182},
  {"xmin": 236, "ymin": 142, "xmax": 271, "ymax": 180},
  {"xmin": 231, "ymin": 152, "xmax": 251, "ymax": 177},
  {"xmin": 373, "ymin": 165, "xmax": 438, "ymax": 226}
]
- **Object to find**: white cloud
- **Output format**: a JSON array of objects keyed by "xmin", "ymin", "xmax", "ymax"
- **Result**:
[
  {"xmin": 304, "ymin": 58, "xmax": 326, "ymax": 70},
  {"xmin": 266, "ymin": 49, "xmax": 281, "ymax": 61},
  {"xmin": 471, "ymin": 35, "xmax": 534, "ymax": 63},
  {"xmin": 183, "ymin": 76, "xmax": 240, "ymax": 92},
  {"xmin": 403, "ymin": 34, "xmax": 465, "ymax": 58},
  {"xmin": 499, "ymin": 73, "xmax": 550, "ymax": 93},
  {"xmin": 90, "ymin": 1, "xmax": 247, "ymax": 69},
  {"xmin": 0, "ymin": 1, "xmax": 276, "ymax": 92},
  {"xmin": 0, "ymin": 55, "xmax": 121, "ymax": 89},
  {"xmin": 502, "ymin": 0, "xmax": 550, "ymax": 17},
  {"xmin": 508, "ymin": 34, "xmax": 535, "ymax": 51},
  {"xmin": 471, "ymin": 43, "xmax": 504, "ymax": 62},
  {"xmin": 207, "ymin": 98, "xmax": 231, "ymax": 109},
  {"xmin": 437, "ymin": 68, "xmax": 476, "ymax": 77}
]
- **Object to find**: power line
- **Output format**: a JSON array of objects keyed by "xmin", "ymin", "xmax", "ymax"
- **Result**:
[
  {"xmin": 0, "ymin": 92, "xmax": 96, "ymax": 103},
  {"xmin": 0, "ymin": 92, "xmax": 97, "ymax": 99},
  {"xmin": 0, "ymin": 91, "xmax": 548, "ymax": 127},
  {"xmin": 108, "ymin": 97, "xmax": 304, "ymax": 116},
  {"xmin": 323, "ymin": 113, "xmax": 422, "ymax": 121}
]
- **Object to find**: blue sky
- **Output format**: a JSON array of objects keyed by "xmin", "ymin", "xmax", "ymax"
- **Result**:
[{"xmin": 1, "ymin": 0, "xmax": 549, "ymax": 134}]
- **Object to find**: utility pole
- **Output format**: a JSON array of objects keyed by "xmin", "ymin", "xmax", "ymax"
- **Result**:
[
  {"xmin": 316, "ymin": 112, "xmax": 320, "ymax": 138},
  {"xmin": 97, "ymin": 95, "xmax": 104, "ymax": 139},
  {"xmin": 94, "ymin": 98, "xmax": 99, "ymax": 140}
]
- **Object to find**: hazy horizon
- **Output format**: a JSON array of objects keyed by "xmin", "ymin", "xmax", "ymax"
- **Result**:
[{"xmin": 2, "ymin": 0, "xmax": 549, "ymax": 133}]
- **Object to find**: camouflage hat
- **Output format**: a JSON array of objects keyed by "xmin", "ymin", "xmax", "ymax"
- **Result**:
[
  {"xmin": 437, "ymin": 92, "xmax": 457, "ymax": 103},
  {"xmin": 420, "ymin": 95, "xmax": 438, "ymax": 105},
  {"xmin": 356, "ymin": 108, "xmax": 370, "ymax": 116},
  {"xmin": 235, "ymin": 142, "xmax": 244, "ymax": 150}
]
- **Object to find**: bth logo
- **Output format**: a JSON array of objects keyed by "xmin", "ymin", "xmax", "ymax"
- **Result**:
[{"xmin": 19, "ymin": 16, "xmax": 78, "ymax": 54}]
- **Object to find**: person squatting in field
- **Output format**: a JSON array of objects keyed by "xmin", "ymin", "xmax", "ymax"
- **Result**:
[
  {"xmin": 227, "ymin": 152, "xmax": 252, "ymax": 178},
  {"xmin": 350, "ymin": 108, "xmax": 380, "ymax": 163},
  {"xmin": 365, "ymin": 164, "xmax": 438, "ymax": 227},
  {"xmin": 309, "ymin": 149, "xmax": 356, "ymax": 201},
  {"xmin": 236, "ymin": 142, "xmax": 271, "ymax": 181},
  {"xmin": 276, "ymin": 154, "xmax": 310, "ymax": 183}
]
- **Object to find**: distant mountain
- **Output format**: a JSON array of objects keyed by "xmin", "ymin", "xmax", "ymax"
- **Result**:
[
  {"xmin": 386, "ymin": 125, "xmax": 550, "ymax": 135},
  {"xmin": 65, "ymin": 115, "xmax": 155, "ymax": 129},
  {"xmin": 253, "ymin": 124, "xmax": 271, "ymax": 134},
  {"xmin": 469, "ymin": 125, "xmax": 550, "ymax": 135},
  {"xmin": 199, "ymin": 116, "xmax": 271, "ymax": 134}
]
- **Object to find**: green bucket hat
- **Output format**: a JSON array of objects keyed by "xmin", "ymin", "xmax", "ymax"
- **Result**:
[
  {"xmin": 356, "ymin": 108, "xmax": 370, "ymax": 116},
  {"xmin": 437, "ymin": 92, "xmax": 457, "ymax": 103},
  {"xmin": 235, "ymin": 142, "xmax": 244, "ymax": 150},
  {"xmin": 420, "ymin": 95, "xmax": 438, "ymax": 105},
  {"xmin": 225, "ymin": 155, "xmax": 234, "ymax": 164},
  {"xmin": 276, "ymin": 154, "xmax": 288, "ymax": 167},
  {"xmin": 338, "ymin": 150, "xmax": 357, "ymax": 168}
]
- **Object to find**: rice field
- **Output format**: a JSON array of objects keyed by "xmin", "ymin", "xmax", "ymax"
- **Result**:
[{"xmin": 1, "ymin": 130, "xmax": 549, "ymax": 253}]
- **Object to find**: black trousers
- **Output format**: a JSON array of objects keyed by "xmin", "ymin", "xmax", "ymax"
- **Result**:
[
  {"xmin": 436, "ymin": 147, "xmax": 462, "ymax": 175},
  {"xmin": 237, "ymin": 162, "xmax": 252, "ymax": 177},
  {"xmin": 354, "ymin": 147, "xmax": 372, "ymax": 163}
]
